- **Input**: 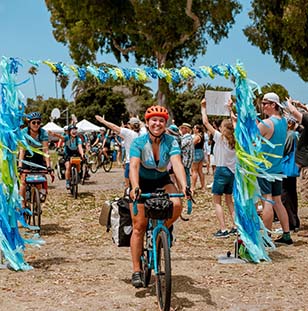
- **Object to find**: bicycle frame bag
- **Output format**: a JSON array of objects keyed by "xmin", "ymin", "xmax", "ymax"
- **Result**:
[
  {"xmin": 144, "ymin": 195, "xmax": 173, "ymax": 220},
  {"xmin": 108, "ymin": 196, "xmax": 132, "ymax": 247}
]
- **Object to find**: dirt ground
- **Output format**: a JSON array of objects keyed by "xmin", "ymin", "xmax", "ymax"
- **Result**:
[{"xmin": 1, "ymin": 166, "xmax": 308, "ymax": 311}]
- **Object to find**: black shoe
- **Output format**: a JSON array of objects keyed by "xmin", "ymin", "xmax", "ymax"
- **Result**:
[
  {"xmin": 131, "ymin": 272, "xmax": 143, "ymax": 288},
  {"xmin": 213, "ymin": 230, "xmax": 229, "ymax": 238},
  {"xmin": 275, "ymin": 236, "xmax": 293, "ymax": 245}
]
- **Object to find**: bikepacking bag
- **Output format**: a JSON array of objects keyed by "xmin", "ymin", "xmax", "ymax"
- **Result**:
[
  {"xmin": 282, "ymin": 134, "xmax": 300, "ymax": 177},
  {"xmin": 144, "ymin": 195, "xmax": 173, "ymax": 220},
  {"xmin": 99, "ymin": 196, "xmax": 132, "ymax": 247}
]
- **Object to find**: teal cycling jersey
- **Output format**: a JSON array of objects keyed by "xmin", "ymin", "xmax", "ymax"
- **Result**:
[{"xmin": 130, "ymin": 132, "xmax": 181, "ymax": 180}]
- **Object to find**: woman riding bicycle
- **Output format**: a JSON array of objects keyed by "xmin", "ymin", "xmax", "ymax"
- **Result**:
[
  {"xmin": 18, "ymin": 112, "xmax": 54, "ymax": 207},
  {"xmin": 129, "ymin": 105, "xmax": 189, "ymax": 288},
  {"xmin": 64, "ymin": 125, "xmax": 84, "ymax": 189}
]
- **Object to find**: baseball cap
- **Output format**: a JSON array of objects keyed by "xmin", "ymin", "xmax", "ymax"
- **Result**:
[
  {"xmin": 167, "ymin": 124, "xmax": 180, "ymax": 136},
  {"xmin": 128, "ymin": 117, "xmax": 140, "ymax": 124},
  {"xmin": 179, "ymin": 122, "xmax": 192, "ymax": 129},
  {"xmin": 262, "ymin": 92, "xmax": 284, "ymax": 108}
]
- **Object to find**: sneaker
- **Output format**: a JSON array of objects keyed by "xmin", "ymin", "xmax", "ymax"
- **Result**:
[
  {"xmin": 275, "ymin": 236, "xmax": 293, "ymax": 245},
  {"xmin": 214, "ymin": 230, "xmax": 229, "ymax": 238},
  {"xmin": 229, "ymin": 227, "xmax": 238, "ymax": 235},
  {"xmin": 131, "ymin": 271, "xmax": 143, "ymax": 288},
  {"xmin": 206, "ymin": 182, "xmax": 213, "ymax": 189}
]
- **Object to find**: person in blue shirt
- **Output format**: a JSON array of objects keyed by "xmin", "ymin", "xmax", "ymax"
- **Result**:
[
  {"xmin": 129, "ymin": 105, "xmax": 189, "ymax": 288},
  {"xmin": 18, "ymin": 112, "xmax": 54, "ymax": 207},
  {"xmin": 64, "ymin": 125, "xmax": 84, "ymax": 189}
]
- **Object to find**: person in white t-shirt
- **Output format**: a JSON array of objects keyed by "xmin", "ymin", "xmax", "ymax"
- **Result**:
[
  {"xmin": 201, "ymin": 98, "xmax": 237, "ymax": 238},
  {"xmin": 95, "ymin": 115, "xmax": 142, "ymax": 188}
]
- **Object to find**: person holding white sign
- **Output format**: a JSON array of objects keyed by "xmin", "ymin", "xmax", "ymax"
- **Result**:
[{"xmin": 201, "ymin": 98, "xmax": 237, "ymax": 238}]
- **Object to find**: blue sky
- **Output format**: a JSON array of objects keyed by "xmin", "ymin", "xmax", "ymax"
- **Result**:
[{"xmin": 0, "ymin": 0, "xmax": 307, "ymax": 103}]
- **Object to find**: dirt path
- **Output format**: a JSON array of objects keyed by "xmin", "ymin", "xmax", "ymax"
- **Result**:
[{"xmin": 1, "ymin": 167, "xmax": 308, "ymax": 311}]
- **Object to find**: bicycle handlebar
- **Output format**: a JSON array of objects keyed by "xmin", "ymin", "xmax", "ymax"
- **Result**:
[{"xmin": 133, "ymin": 189, "xmax": 193, "ymax": 216}]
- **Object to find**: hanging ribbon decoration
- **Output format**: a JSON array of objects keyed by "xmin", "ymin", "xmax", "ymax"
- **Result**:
[{"xmin": 0, "ymin": 56, "xmax": 277, "ymax": 266}]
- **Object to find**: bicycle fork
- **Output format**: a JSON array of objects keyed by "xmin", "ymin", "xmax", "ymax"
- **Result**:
[{"xmin": 151, "ymin": 221, "xmax": 171, "ymax": 275}]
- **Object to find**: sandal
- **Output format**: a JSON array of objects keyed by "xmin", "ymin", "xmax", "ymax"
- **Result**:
[{"xmin": 131, "ymin": 271, "xmax": 143, "ymax": 288}]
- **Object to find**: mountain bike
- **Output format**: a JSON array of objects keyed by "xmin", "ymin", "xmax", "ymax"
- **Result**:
[
  {"xmin": 88, "ymin": 145, "xmax": 113, "ymax": 173},
  {"xmin": 70, "ymin": 157, "xmax": 81, "ymax": 199},
  {"xmin": 133, "ymin": 188, "xmax": 193, "ymax": 311},
  {"xmin": 22, "ymin": 169, "xmax": 53, "ymax": 233}
]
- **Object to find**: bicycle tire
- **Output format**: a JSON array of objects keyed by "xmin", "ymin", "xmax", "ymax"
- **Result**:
[
  {"xmin": 156, "ymin": 231, "xmax": 171, "ymax": 311},
  {"xmin": 89, "ymin": 154, "xmax": 99, "ymax": 173},
  {"xmin": 102, "ymin": 156, "xmax": 113, "ymax": 172},
  {"xmin": 71, "ymin": 167, "xmax": 78, "ymax": 199},
  {"xmin": 56, "ymin": 162, "xmax": 63, "ymax": 180},
  {"xmin": 141, "ymin": 249, "xmax": 152, "ymax": 287},
  {"xmin": 31, "ymin": 187, "xmax": 41, "ymax": 231}
]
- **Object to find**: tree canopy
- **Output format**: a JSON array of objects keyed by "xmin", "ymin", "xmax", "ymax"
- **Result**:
[
  {"xmin": 244, "ymin": 0, "xmax": 308, "ymax": 81},
  {"xmin": 45, "ymin": 0, "xmax": 241, "ymax": 68}
]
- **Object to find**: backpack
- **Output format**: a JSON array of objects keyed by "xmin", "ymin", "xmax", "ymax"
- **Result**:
[
  {"xmin": 99, "ymin": 196, "xmax": 132, "ymax": 247},
  {"xmin": 282, "ymin": 133, "xmax": 300, "ymax": 177}
]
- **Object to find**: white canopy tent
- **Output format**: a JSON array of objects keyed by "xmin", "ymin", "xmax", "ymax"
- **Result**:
[
  {"xmin": 42, "ymin": 121, "xmax": 64, "ymax": 133},
  {"xmin": 76, "ymin": 119, "xmax": 100, "ymax": 132}
]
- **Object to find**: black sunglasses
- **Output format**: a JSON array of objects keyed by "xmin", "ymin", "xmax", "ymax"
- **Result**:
[{"xmin": 31, "ymin": 121, "xmax": 41, "ymax": 125}]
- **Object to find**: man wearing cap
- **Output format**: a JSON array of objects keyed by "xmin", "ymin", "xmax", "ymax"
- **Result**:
[
  {"xmin": 95, "ymin": 115, "xmax": 142, "ymax": 188},
  {"xmin": 179, "ymin": 123, "xmax": 194, "ymax": 188},
  {"xmin": 257, "ymin": 92, "xmax": 292, "ymax": 245}
]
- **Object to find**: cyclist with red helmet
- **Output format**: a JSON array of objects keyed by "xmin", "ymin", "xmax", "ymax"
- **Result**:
[{"xmin": 129, "ymin": 105, "xmax": 189, "ymax": 288}]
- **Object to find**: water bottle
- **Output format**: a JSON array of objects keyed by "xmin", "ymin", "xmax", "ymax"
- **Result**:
[{"xmin": 26, "ymin": 188, "xmax": 31, "ymax": 202}]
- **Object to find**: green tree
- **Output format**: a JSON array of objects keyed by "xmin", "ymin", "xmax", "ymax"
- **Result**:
[
  {"xmin": 45, "ymin": 0, "xmax": 241, "ymax": 106},
  {"xmin": 73, "ymin": 85, "xmax": 129, "ymax": 124},
  {"xmin": 28, "ymin": 66, "xmax": 38, "ymax": 98},
  {"xmin": 244, "ymin": 1, "xmax": 308, "ymax": 81},
  {"xmin": 58, "ymin": 74, "xmax": 70, "ymax": 99}
]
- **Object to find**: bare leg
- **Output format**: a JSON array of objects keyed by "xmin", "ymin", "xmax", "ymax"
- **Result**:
[
  {"xmin": 213, "ymin": 194, "xmax": 226, "ymax": 231},
  {"xmin": 261, "ymin": 194, "xmax": 274, "ymax": 230},
  {"xmin": 225, "ymin": 194, "xmax": 235, "ymax": 226},
  {"xmin": 273, "ymin": 195, "xmax": 290, "ymax": 232}
]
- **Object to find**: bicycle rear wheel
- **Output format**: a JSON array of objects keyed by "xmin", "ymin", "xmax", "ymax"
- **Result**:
[
  {"xmin": 71, "ymin": 167, "xmax": 78, "ymax": 199},
  {"xmin": 89, "ymin": 153, "xmax": 99, "ymax": 173},
  {"xmin": 102, "ymin": 156, "xmax": 113, "ymax": 172},
  {"xmin": 156, "ymin": 231, "xmax": 171, "ymax": 311},
  {"xmin": 31, "ymin": 187, "xmax": 41, "ymax": 231}
]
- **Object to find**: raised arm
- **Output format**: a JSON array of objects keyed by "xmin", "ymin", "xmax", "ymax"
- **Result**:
[
  {"xmin": 200, "ymin": 98, "xmax": 216, "ymax": 135},
  {"xmin": 95, "ymin": 115, "xmax": 121, "ymax": 134},
  {"xmin": 286, "ymin": 97, "xmax": 303, "ymax": 124}
]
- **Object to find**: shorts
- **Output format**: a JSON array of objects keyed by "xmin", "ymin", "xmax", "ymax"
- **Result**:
[
  {"xmin": 193, "ymin": 149, "xmax": 204, "ymax": 163},
  {"xmin": 124, "ymin": 162, "xmax": 129, "ymax": 179},
  {"xmin": 210, "ymin": 154, "xmax": 216, "ymax": 166},
  {"xmin": 257, "ymin": 177, "xmax": 282, "ymax": 196},
  {"xmin": 212, "ymin": 166, "xmax": 234, "ymax": 195}
]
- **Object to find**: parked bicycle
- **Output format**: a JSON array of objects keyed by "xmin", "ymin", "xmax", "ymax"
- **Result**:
[
  {"xmin": 22, "ymin": 168, "xmax": 54, "ymax": 233},
  {"xmin": 133, "ymin": 188, "xmax": 193, "ymax": 311}
]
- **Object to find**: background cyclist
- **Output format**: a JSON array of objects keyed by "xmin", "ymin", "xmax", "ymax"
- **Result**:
[
  {"xmin": 18, "ymin": 112, "xmax": 54, "ymax": 207},
  {"xmin": 92, "ymin": 127, "xmax": 110, "ymax": 161},
  {"xmin": 129, "ymin": 105, "xmax": 189, "ymax": 288},
  {"xmin": 64, "ymin": 125, "xmax": 84, "ymax": 189}
]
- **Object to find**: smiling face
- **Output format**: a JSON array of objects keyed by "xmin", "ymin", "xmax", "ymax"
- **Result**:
[
  {"xmin": 29, "ymin": 119, "xmax": 41, "ymax": 133},
  {"xmin": 147, "ymin": 116, "xmax": 167, "ymax": 137},
  {"xmin": 261, "ymin": 100, "xmax": 277, "ymax": 116}
]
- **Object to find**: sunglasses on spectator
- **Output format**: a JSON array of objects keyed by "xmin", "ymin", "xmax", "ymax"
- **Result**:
[
  {"xmin": 31, "ymin": 121, "xmax": 41, "ymax": 125},
  {"xmin": 261, "ymin": 101, "xmax": 272, "ymax": 106}
]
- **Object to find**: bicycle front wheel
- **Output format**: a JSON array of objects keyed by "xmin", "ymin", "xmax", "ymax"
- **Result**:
[
  {"xmin": 102, "ymin": 156, "xmax": 113, "ymax": 172},
  {"xmin": 89, "ymin": 154, "xmax": 99, "ymax": 173},
  {"xmin": 71, "ymin": 167, "xmax": 78, "ymax": 199},
  {"xmin": 31, "ymin": 187, "xmax": 41, "ymax": 231},
  {"xmin": 156, "ymin": 231, "xmax": 171, "ymax": 311}
]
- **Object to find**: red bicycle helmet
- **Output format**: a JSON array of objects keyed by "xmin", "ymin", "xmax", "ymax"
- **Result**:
[{"xmin": 145, "ymin": 105, "xmax": 169, "ymax": 122}]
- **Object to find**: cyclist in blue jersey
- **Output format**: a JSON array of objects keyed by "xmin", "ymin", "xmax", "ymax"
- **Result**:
[
  {"xmin": 64, "ymin": 125, "xmax": 85, "ymax": 189},
  {"xmin": 129, "ymin": 105, "xmax": 190, "ymax": 288},
  {"xmin": 18, "ymin": 112, "xmax": 54, "ymax": 207}
]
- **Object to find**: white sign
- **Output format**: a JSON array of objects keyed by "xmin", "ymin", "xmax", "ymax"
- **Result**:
[{"xmin": 204, "ymin": 90, "xmax": 232, "ymax": 116}]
